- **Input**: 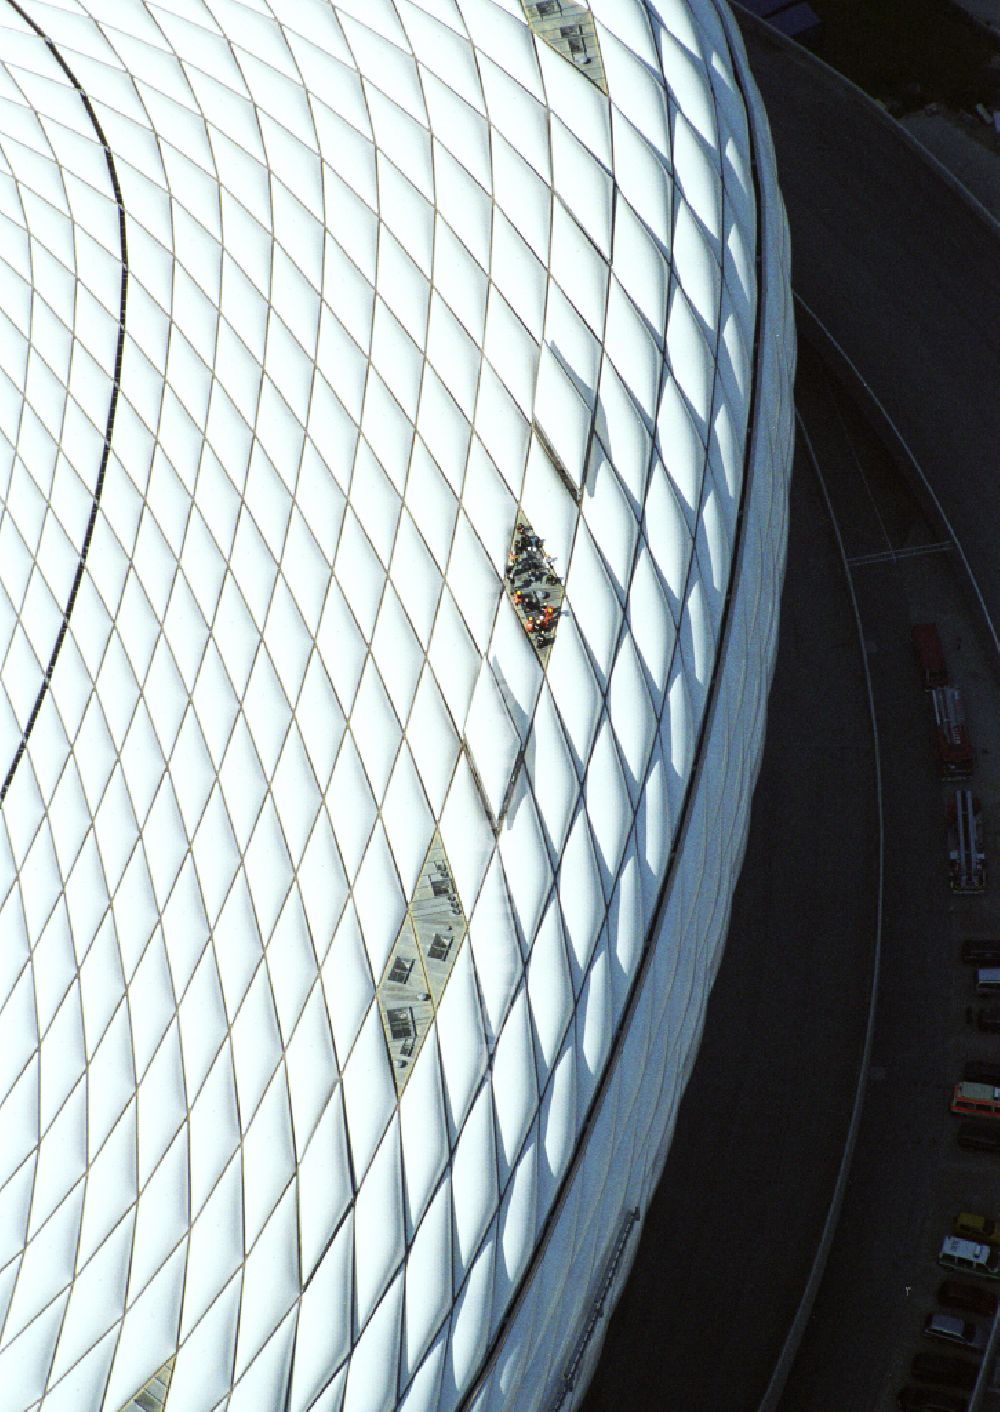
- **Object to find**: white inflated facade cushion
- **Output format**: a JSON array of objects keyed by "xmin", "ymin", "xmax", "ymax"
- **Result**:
[{"xmin": 0, "ymin": 1, "xmax": 794, "ymax": 1409}]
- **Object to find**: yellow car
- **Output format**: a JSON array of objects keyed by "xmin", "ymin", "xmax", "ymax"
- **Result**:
[{"xmin": 954, "ymin": 1211, "xmax": 1000, "ymax": 1245}]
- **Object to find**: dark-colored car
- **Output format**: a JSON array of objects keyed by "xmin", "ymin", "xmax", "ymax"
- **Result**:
[
  {"xmin": 958, "ymin": 1121, "xmax": 1000, "ymax": 1153},
  {"xmin": 897, "ymin": 1386, "xmax": 968, "ymax": 1412},
  {"xmin": 911, "ymin": 1352, "xmax": 978, "ymax": 1391},
  {"xmin": 963, "ymin": 1060, "xmax": 1000, "ymax": 1086},
  {"xmin": 939, "ymin": 1279, "xmax": 998, "ymax": 1317},
  {"xmin": 963, "ymin": 940, "xmax": 1000, "ymax": 965},
  {"xmin": 977, "ymin": 1007, "xmax": 1000, "ymax": 1034}
]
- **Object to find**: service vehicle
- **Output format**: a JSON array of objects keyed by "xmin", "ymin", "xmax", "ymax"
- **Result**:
[
  {"xmin": 949, "ymin": 790, "xmax": 986, "ymax": 893},
  {"xmin": 913, "ymin": 622, "xmax": 949, "ymax": 689},
  {"xmin": 938, "ymin": 1236, "xmax": 1000, "ymax": 1278},
  {"xmin": 931, "ymin": 687, "xmax": 974, "ymax": 778},
  {"xmin": 957, "ymin": 1122, "xmax": 1000, "ymax": 1154},
  {"xmin": 938, "ymin": 1279, "xmax": 998, "ymax": 1317},
  {"xmin": 954, "ymin": 1212, "xmax": 1000, "ymax": 1245},
  {"xmin": 923, "ymin": 1311, "xmax": 987, "ymax": 1351},
  {"xmin": 951, "ymin": 1083, "xmax": 1000, "ymax": 1120}
]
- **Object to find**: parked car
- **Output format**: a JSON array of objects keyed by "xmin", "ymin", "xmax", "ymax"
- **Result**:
[
  {"xmin": 963, "ymin": 1060, "xmax": 1000, "ymax": 1086},
  {"xmin": 957, "ymin": 1122, "xmax": 1000, "ymax": 1154},
  {"xmin": 897, "ymin": 1386, "xmax": 968, "ymax": 1412},
  {"xmin": 923, "ymin": 1311, "xmax": 987, "ymax": 1351},
  {"xmin": 954, "ymin": 1212, "xmax": 1000, "ymax": 1245},
  {"xmin": 911, "ymin": 1352, "xmax": 978, "ymax": 1391},
  {"xmin": 977, "ymin": 1008, "xmax": 1000, "ymax": 1034},
  {"xmin": 938, "ymin": 1279, "xmax": 998, "ymax": 1317},
  {"xmin": 963, "ymin": 940, "xmax": 1000, "ymax": 965}
]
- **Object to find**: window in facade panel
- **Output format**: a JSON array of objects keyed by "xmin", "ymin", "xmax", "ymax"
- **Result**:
[
  {"xmin": 376, "ymin": 830, "xmax": 469, "ymax": 1094},
  {"xmin": 522, "ymin": 0, "xmax": 608, "ymax": 93}
]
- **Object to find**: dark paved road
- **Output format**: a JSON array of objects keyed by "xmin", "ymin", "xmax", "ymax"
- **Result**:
[
  {"xmin": 583, "ymin": 352, "xmax": 878, "ymax": 1410},
  {"xmin": 738, "ymin": 15, "xmax": 1000, "ymax": 627}
]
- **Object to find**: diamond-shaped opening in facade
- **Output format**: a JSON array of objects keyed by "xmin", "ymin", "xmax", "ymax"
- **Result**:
[
  {"xmin": 377, "ymin": 830, "xmax": 468, "ymax": 1094},
  {"xmin": 118, "ymin": 1357, "xmax": 175, "ymax": 1412},
  {"xmin": 505, "ymin": 510, "xmax": 567, "ymax": 665},
  {"xmin": 534, "ymin": 419, "xmax": 583, "ymax": 505},
  {"xmin": 522, "ymin": 1, "xmax": 609, "ymax": 93}
]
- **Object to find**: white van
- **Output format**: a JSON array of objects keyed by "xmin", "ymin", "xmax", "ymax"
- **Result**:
[
  {"xmin": 939, "ymin": 1235, "xmax": 1000, "ymax": 1279},
  {"xmin": 977, "ymin": 967, "xmax": 1000, "ymax": 996}
]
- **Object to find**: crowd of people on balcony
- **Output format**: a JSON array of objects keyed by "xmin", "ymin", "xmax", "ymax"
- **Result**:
[{"xmin": 507, "ymin": 521, "xmax": 563, "ymax": 650}]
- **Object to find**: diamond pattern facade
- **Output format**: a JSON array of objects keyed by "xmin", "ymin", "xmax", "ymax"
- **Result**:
[{"xmin": 0, "ymin": 2, "xmax": 794, "ymax": 1410}]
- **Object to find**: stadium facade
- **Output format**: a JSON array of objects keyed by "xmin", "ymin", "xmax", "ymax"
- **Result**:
[{"xmin": 0, "ymin": 1, "xmax": 794, "ymax": 1409}]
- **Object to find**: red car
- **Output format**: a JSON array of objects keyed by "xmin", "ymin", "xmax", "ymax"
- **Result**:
[{"xmin": 938, "ymin": 1279, "xmax": 998, "ymax": 1317}]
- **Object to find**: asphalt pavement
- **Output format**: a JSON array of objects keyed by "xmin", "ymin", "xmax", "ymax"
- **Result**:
[{"xmin": 736, "ymin": 14, "xmax": 1000, "ymax": 634}]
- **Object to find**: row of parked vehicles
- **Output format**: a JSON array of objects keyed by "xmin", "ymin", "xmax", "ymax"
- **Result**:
[
  {"xmin": 912, "ymin": 624, "xmax": 984, "ymax": 892},
  {"xmin": 950, "ymin": 949, "xmax": 1000, "ymax": 1155},
  {"xmin": 897, "ymin": 629, "xmax": 997, "ymax": 1409},
  {"xmin": 895, "ymin": 1227, "xmax": 1000, "ymax": 1408}
]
